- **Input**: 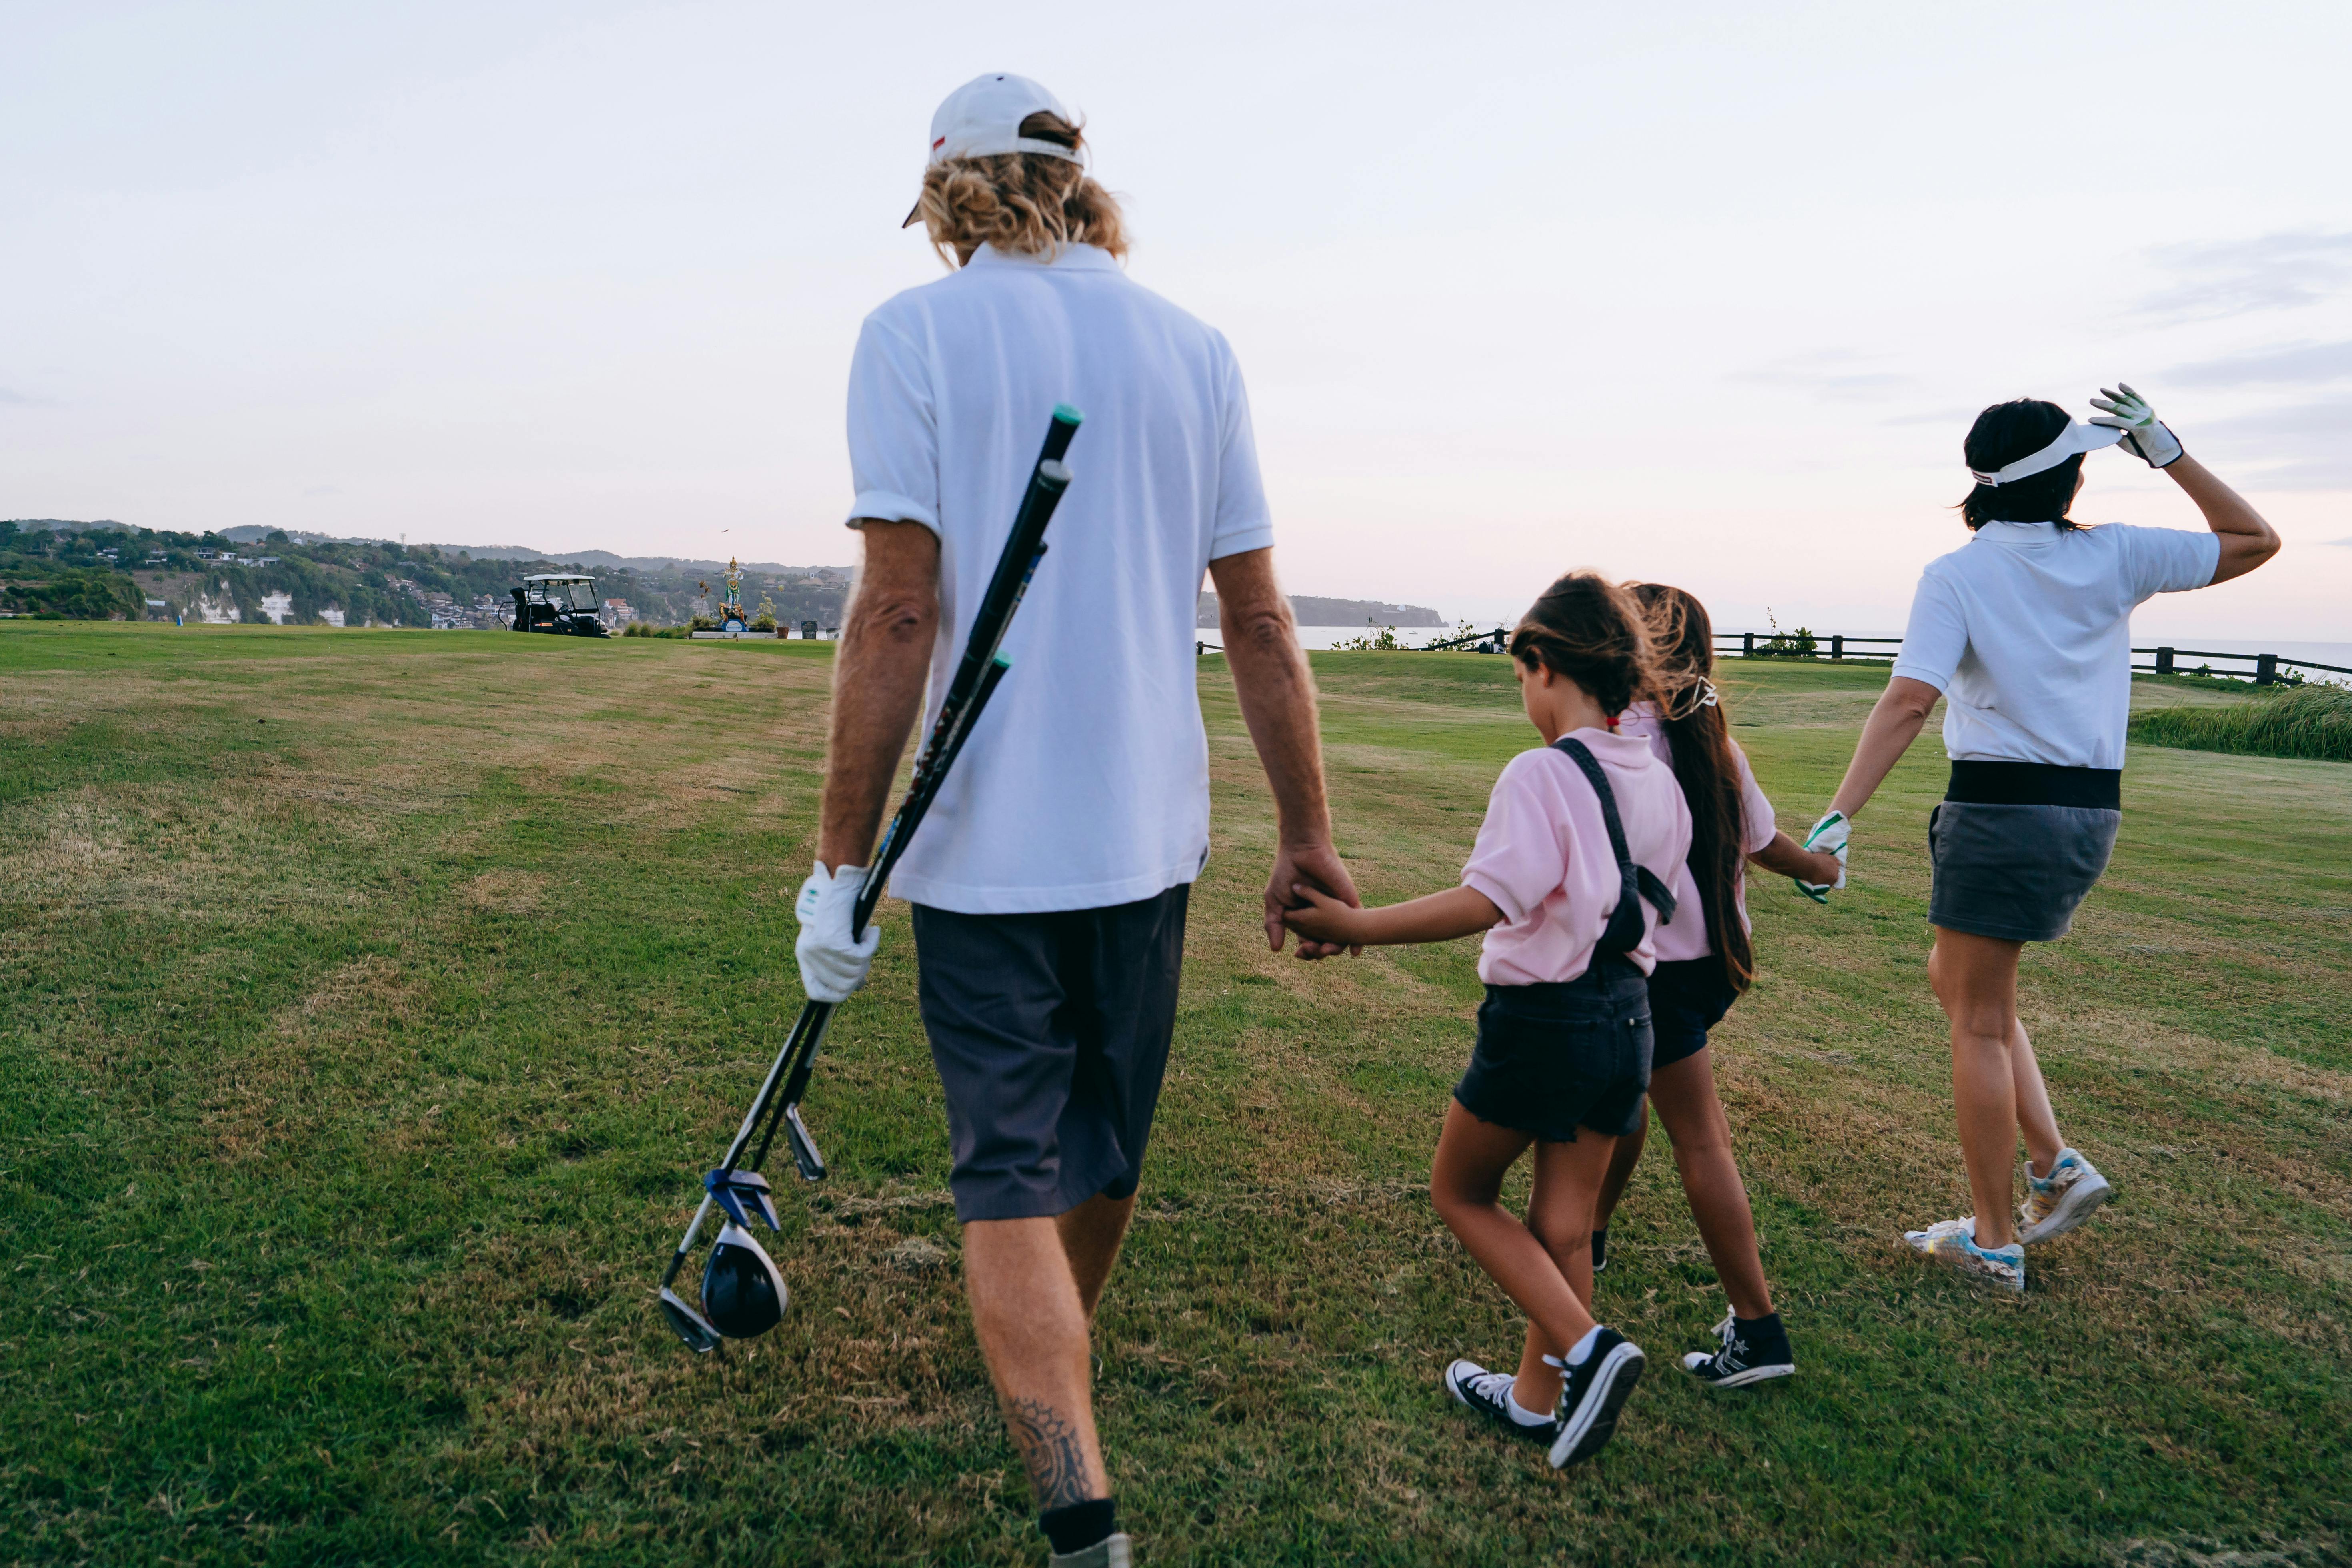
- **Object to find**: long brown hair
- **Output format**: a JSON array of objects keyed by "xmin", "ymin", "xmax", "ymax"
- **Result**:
[
  {"xmin": 913, "ymin": 111, "xmax": 1130, "ymax": 268},
  {"xmin": 1507, "ymin": 569, "xmax": 1653, "ymax": 718},
  {"xmin": 1630, "ymin": 583, "xmax": 1753, "ymax": 994}
]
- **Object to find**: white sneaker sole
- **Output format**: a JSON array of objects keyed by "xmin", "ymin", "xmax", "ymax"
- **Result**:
[
  {"xmin": 1547, "ymin": 1344, "xmax": 1644, "ymax": 1469},
  {"xmin": 1680, "ymin": 1356, "xmax": 1795, "ymax": 1389},
  {"xmin": 2018, "ymin": 1170, "xmax": 2112, "ymax": 1246}
]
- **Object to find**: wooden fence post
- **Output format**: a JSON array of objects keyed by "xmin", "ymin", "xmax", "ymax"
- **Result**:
[
  {"xmin": 1831, "ymin": 634, "xmax": 1844, "ymax": 661},
  {"xmin": 2256, "ymin": 652, "xmax": 2277, "ymax": 686},
  {"xmin": 1742, "ymin": 632, "xmax": 1754, "ymax": 658},
  {"xmin": 2156, "ymin": 647, "xmax": 2174, "ymax": 675}
]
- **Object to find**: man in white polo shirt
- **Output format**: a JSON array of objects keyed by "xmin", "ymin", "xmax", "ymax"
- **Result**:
[
  {"xmin": 793, "ymin": 74, "xmax": 1357, "ymax": 1568},
  {"xmin": 1818, "ymin": 388, "xmax": 2279, "ymax": 1296}
]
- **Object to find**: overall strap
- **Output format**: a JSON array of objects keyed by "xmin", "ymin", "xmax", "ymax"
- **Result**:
[{"xmin": 1551, "ymin": 736, "xmax": 1677, "ymax": 960}]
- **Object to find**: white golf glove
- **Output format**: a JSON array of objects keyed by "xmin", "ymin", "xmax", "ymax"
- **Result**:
[
  {"xmin": 794, "ymin": 861, "xmax": 879, "ymax": 1003},
  {"xmin": 1795, "ymin": 811, "xmax": 1849, "ymax": 904},
  {"xmin": 2088, "ymin": 383, "xmax": 2184, "ymax": 469}
]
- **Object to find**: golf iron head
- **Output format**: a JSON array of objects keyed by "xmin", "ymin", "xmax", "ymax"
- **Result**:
[
  {"xmin": 658, "ymin": 1286, "xmax": 725, "ymax": 1354},
  {"xmin": 701, "ymin": 1221, "xmax": 788, "ymax": 1340}
]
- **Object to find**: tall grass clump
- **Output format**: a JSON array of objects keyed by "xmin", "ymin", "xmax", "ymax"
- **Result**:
[{"xmin": 2131, "ymin": 681, "xmax": 2352, "ymax": 762}]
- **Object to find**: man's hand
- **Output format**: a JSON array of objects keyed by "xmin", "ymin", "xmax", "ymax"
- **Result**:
[
  {"xmin": 1266, "ymin": 840, "xmax": 1360, "ymax": 959},
  {"xmin": 2089, "ymin": 383, "xmax": 2184, "ymax": 469},
  {"xmin": 795, "ymin": 861, "xmax": 881, "ymax": 1003}
]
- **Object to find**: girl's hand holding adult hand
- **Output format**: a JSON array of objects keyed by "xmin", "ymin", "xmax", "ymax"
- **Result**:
[{"xmin": 1283, "ymin": 882, "xmax": 1365, "ymax": 947}]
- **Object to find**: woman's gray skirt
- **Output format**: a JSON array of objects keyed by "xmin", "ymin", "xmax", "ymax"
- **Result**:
[{"xmin": 1927, "ymin": 800, "xmax": 2120, "ymax": 943}]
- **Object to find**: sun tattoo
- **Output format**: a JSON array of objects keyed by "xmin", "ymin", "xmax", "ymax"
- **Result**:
[{"xmin": 1004, "ymin": 1396, "xmax": 1092, "ymax": 1509}]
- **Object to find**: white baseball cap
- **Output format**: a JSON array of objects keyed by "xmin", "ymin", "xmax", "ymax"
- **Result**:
[{"xmin": 903, "ymin": 73, "xmax": 1081, "ymax": 227}]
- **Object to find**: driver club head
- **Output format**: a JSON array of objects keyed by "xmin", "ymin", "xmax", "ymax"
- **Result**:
[
  {"xmin": 701, "ymin": 1222, "xmax": 787, "ymax": 1339},
  {"xmin": 658, "ymin": 1287, "xmax": 724, "ymax": 1354}
]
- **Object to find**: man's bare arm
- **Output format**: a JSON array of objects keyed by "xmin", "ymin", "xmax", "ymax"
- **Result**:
[
  {"xmin": 815, "ymin": 521, "xmax": 940, "ymax": 870},
  {"xmin": 1207, "ymin": 547, "xmax": 1360, "ymax": 956}
]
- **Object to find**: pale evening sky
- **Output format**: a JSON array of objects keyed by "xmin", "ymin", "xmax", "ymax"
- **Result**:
[{"xmin": 4, "ymin": 2, "xmax": 2349, "ymax": 637}]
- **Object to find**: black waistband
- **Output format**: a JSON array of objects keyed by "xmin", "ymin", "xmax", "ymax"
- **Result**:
[
  {"xmin": 1945, "ymin": 761, "xmax": 2121, "ymax": 810},
  {"xmin": 1486, "ymin": 956, "xmax": 1646, "ymax": 1003}
]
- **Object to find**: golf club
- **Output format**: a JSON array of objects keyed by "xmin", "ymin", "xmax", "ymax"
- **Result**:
[{"xmin": 656, "ymin": 403, "xmax": 1083, "ymax": 1352}]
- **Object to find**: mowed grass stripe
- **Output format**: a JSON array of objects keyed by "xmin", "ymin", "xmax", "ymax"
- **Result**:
[{"xmin": 1, "ymin": 623, "xmax": 2345, "ymax": 1566}]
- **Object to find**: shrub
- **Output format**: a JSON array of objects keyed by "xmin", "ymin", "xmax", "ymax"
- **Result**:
[
  {"xmin": 1333, "ymin": 624, "xmax": 1401, "ymax": 651},
  {"xmin": 2130, "ymin": 683, "xmax": 2352, "ymax": 763}
]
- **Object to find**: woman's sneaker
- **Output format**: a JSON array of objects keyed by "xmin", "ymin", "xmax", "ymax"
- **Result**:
[
  {"xmin": 1904, "ymin": 1216, "xmax": 2025, "ymax": 1293},
  {"xmin": 1681, "ymin": 1310, "xmax": 1795, "ymax": 1388},
  {"xmin": 1443, "ymin": 1358, "xmax": 1558, "ymax": 1444},
  {"xmin": 2016, "ymin": 1149, "xmax": 2111, "ymax": 1246},
  {"xmin": 1546, "ymin": 1331, "xmax": 1645, "ymax": 1469}
]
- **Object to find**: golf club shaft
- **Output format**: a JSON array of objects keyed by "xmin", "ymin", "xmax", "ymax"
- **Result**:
[{"xmin": 721, "ymin": 421, "xmax": 1076, "ymax": 1183}]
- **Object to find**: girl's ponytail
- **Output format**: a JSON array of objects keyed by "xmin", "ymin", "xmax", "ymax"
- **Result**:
[{"xmin": 1629, "ymin": 583, "xmax": 1754, "ymax": 995}]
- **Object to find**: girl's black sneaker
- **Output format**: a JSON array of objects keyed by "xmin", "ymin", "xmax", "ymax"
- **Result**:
[
  {"xmin": 1443, "ymin": 1358, "xmax": 1558, "ymax": 1444},
  {"xmin": 1545, "ymin": 1330, "xmax": 1645, "ymax": 1469},
  {"xmin": 1680, "ymin": 1310, "xmax": 1795, "ymax": 1388}
]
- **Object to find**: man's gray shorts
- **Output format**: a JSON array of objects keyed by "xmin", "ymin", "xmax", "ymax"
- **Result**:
[
  {"xmin": 911, "ymin": 884, "xmax": 1189, "ymax": 1223},
  {"xmin": 1928, "ymin": 801, "xmax": 2120, "ymax": 943}
]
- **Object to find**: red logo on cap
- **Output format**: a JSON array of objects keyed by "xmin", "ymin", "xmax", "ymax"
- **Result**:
[{"xmin": 932, "ymin": 136, "xmax": 946, "ymax": 150}]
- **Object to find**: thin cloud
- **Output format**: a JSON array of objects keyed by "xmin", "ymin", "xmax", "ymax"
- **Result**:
[
  {"xmin": 0, "ymin": 388, "xmax": 50, "ymax": 405},
  {"xmin": 2193, "ymin": 396, "xmax": 2352, "ymax": 489},
  {"xmin": 2136, "ymin": 231, "xmax": 2352, "ymax": 323},
  {"xmin": 1732, "ymin": 351, "xmax": 1914, "ymax": 403},
  {"xmin": 2169, "ymin": 339, "xmax": 2352, "ymax": 388}
]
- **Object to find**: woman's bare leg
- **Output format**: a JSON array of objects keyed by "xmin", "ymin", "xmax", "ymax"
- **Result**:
[
  {"xmin": 1927, "ymin": 928, "xmax": 2059, "ymax": 1249},
  {"xmin": 2009, "ymin": 1022, "xmax": 2066, "ymax": 1177},
  {"xmin": 1646, "ymin": 1048, "xmax": 1773, "ymax": 1320}
]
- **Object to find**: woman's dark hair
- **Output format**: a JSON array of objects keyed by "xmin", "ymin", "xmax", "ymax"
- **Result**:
[
  {"xmin": 1507, "ymin": 570, "xmax": 1654, "ymax": 719},
  {"xmin": 1959, "ymin": 398, "xmax": 2084, "ymax": 530},
  {"xmin": 1628, "ymin": 583, "xmax": 1753, "ymax": 995}
]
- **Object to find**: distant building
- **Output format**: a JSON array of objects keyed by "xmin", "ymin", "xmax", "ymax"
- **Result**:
[{"xmin": 601, "ymin": 598, "xmax": 636, "ymax": 629}]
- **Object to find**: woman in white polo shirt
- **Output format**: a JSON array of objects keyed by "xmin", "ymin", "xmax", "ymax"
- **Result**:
[{"xmin": 1818, "ymin": 388, "xmax": 2279, "ymax": 1293}]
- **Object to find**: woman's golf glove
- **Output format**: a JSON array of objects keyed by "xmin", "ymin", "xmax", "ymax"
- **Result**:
[
  {"xmin": 795, "ymin": 862, "xmax": 879, "ymax": 1003},
  {"xmin": 2089, "ymin": 384, "xmax": 2184, "ymax": 469},
  {"xmin": 1795, "ymin": 811, "xmax": 1848, "ymax": 904}
]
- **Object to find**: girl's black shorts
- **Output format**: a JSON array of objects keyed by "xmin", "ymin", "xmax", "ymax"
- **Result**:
[
  {"xmin": 1453, "ymin": 961, "xmax": 1653, "ymax": 1143},
  {"xmin": 1646, "ymin": 957, "xmax": 1740, "ymax": 1072}
]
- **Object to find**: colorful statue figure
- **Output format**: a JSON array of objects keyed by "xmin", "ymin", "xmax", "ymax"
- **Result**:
[{"xmin": 720, "ymin": 559, "xmax": 747, "ymax": 631}]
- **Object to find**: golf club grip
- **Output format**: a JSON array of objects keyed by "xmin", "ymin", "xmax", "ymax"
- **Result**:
[{"xmin": 1038, "ymin": 403, "xmax": 1082, "ymax": 465}]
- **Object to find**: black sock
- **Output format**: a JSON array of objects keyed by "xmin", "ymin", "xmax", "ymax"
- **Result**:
[{"xmin": 1041, "ymin": 1498, "xmax": 1117, "ymax": 1555}]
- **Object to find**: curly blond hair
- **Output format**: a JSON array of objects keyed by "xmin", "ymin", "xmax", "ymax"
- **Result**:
[{"xmin": 912, "ymin": 111, "xmax": 1129, "ymax": 267}]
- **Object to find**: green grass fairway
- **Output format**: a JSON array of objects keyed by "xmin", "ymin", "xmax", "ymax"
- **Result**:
[{"xmin": 4, "ymin": 623, "xmax": 2348, "ymax": 1566}]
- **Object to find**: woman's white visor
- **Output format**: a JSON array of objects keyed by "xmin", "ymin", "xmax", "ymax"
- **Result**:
[{"xmin": 1970, "ymin": 419, "xmax": 2124, "ymax": 487}]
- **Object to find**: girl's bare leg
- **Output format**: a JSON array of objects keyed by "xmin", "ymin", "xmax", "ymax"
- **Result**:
[
  {"xmin": 1646, "ymin": 1048, "xmax": 1773, "ymax": 1320},
  {"xmin": 1592, "ymin": 1097, "xmax": 1648, "ymax": 1235},
  {"xmin": 1430, "ymin": 1101, "xmax": 1613, "ymax": 1414},
  {"xmin": 1499, "ymin": 1130, "xmax": 1622, "ymax": 1413}
]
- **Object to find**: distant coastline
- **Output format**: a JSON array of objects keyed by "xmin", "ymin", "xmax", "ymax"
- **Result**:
[{"xmin": 1197, "ymin": 592, "xmax": 1443, "ymax": 629}]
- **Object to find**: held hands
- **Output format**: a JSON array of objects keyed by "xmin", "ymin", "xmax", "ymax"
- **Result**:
[
  {"xmin": 795, "ymin": 861, "xmax": 880, "ymax": 1003},
  {"xmin": 1281, "ymin": 881, "xmax": 1367, "ymax": 948},
  {"xmin": 1266, "ymin": 841, "xmax": 1361, "ymax": 960},
  {"xmin": 1794, "ymin": 811, "xmax": 1849, "ymax": 904},
  {"xmin": 2089, "ymin": 384, "xmax": 2184, "ymax": 469}
]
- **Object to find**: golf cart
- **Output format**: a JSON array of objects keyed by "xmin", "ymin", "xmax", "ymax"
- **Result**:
[{"xmin": 511, "ymin": 574, "xmax": 609, "ymax": 637}]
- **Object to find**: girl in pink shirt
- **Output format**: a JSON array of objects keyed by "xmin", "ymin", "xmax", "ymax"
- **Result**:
[
  {"xmin": 1592, "ymin": 584, "xmax": 1842, "ymax": 1390},
  {"xmin": 1285, "ymin": 571, "xmax": 1688, "ymax": 1470}
]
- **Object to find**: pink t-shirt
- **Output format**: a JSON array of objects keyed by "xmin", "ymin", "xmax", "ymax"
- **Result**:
[
  {"xmin": 1461, "ymin": 728, "xmax": 1694, "ymax": 986},
  {"xmin": 1615, "ymin": 702, "xmax": 1777, "ymax": 965}
]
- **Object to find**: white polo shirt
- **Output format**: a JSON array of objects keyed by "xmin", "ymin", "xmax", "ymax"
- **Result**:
[
  {"xmin": 1889, "ymin": 521, "xmax": 2219, "ymax": 769},
  {"xmin": 845, "ymin": 243, "xmax": 1275, "ymax": 914}
]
